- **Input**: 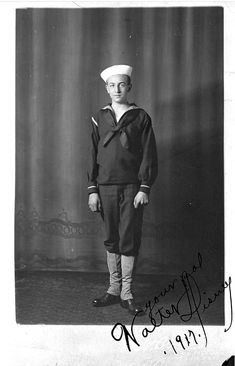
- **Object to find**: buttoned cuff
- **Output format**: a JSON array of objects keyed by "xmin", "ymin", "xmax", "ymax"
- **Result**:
[
  {"xmin": 139, "ymin": 184, "xmax": 150, "ymax": 194},
  {"xmin": 87, "ymin": 185, "xmax": 99, "ymax": 195}
]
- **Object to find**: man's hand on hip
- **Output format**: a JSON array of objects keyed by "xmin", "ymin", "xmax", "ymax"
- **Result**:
[
  {"xmin": 88, "ymin": 193, "xmax": 102, "ymax": 212},
  {"xmin": 133, "ymin": 191, "xmax": 149, "ymax": 208}
]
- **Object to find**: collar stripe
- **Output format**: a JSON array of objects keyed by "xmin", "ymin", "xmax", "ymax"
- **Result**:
[
  {"xmin": 91, "ymin": 117, "xmax": 98, "ymax": 126},
  {"xmin": 101, "ymin": 104, "xmax": 140, "ymax": 112}
]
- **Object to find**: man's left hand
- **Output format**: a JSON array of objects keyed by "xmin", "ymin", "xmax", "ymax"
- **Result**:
[{"xmin": 133, "ymin": 191, "xmax": 149, "ymax": 208}]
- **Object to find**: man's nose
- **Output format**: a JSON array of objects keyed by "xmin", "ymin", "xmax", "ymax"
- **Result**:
[{"xmin": 115, "ymin": 84, "xmax": 120, "ymax": 93}]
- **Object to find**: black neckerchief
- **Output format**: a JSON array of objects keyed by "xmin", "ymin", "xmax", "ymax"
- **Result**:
[{"xmin": 102, "ymin": 104, "xmax": 141, "ymax": 149}]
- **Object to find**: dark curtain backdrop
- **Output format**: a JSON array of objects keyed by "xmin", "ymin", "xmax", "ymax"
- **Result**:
[{"xmin": 15, "ymin": 8, "xmax": 223, "ymax": 276}]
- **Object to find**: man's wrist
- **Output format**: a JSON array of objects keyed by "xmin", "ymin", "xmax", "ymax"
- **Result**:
[
  {"xmin": 88, "ymin": 185, "xmax": 98, "ymax": 194},
  {"xmin": 139, "ymin": 184, "xmax": 150, "ymax": 194}
]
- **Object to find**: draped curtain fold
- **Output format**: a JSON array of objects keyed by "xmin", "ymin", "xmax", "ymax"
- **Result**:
[{"xmin": 15, "ymin": 7, "xmax": 223, "ymax": 275}]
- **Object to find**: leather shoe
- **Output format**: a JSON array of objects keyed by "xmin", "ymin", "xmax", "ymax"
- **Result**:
[
  {"xmin": 120, "ymin": 299, "xmax": 144, "ymax": 316},
  {"xmin": 92, "ymin": 293, "xmax": 120, "ymax": 307}
]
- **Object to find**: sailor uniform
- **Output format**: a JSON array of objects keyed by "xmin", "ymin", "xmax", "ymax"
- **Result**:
[
  {"xmin": 87, "ymin": 104, "xmax": 157, "ymax": 256},
  {"xmin": 88, "ymin": 79, "xmax": 157, "ymax": 303},
  {"xmin": 87, "ymin": 104, "xmax": 158, "ymax": 195}
]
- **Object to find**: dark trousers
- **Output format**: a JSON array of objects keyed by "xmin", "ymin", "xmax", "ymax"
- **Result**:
[{"xmin": 99, "ymin": 184, "xmax": 144, "ymax": 256}]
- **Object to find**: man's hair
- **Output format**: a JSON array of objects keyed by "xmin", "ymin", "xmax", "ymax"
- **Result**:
[{"xmin": 125, "ymin": 75, "xmax": 131, "ymax": 85}]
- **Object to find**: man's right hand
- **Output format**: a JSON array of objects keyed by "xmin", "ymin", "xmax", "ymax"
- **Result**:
[{"xmin": 88, "ymin": 193, "xmax": 102, "ymax": 212}]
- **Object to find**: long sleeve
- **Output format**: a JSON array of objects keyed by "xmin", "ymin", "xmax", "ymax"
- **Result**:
[
  {"xmin": 138, "ymin": 115, "xmax": 158, "ymax": 194},
  {"xmin": 87, "ymin": 116, "xmax": 100, "ymax": 195}
]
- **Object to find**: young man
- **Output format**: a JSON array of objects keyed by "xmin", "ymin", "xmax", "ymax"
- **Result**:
[{"xmin": 87, "ymin": 65, "xmax": 157, "ymax": 315}]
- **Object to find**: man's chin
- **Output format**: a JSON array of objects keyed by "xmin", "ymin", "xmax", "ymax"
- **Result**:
[{"xmin": 112, "ymin": 97, "xmax": 125, "ymax": 103}]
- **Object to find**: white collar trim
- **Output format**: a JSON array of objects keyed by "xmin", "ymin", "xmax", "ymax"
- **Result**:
[{"xmin": 101, "ymin": 104, "xmax": 140, "ymax": 111}]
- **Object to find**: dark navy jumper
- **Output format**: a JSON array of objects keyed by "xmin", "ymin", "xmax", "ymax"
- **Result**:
[{"xmin": 87, "ymin": 104, "xmax": 158, "ymax": 255}]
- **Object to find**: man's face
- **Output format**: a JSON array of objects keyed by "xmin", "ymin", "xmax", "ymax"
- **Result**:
[{"xmin": 105, "ymin": 74, "xmax": 131, "ymax": 104}]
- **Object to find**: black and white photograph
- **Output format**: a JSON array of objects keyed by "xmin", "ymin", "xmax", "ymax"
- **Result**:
[
  {"xmin": 0, "ymin": 2, "xmax": 234, "ymax": 366},
  {"xmin": 15, "ymin": 6, "xmax": 224, "ymax": 326}
]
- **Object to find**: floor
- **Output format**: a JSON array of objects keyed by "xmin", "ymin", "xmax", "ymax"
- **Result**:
[{"xmin": 15, "ymin": 270, "xmax": 224, "ymax": 325}]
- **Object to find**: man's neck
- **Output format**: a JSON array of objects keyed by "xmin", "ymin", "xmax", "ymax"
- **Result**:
[{"xmin": 111, "ymin": 101, "xmax": 130, "ymax": 111}]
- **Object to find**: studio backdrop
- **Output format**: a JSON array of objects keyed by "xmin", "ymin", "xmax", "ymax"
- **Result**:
[{"xmin": 15, "ymin": 7, "xmax": 223, "ymax": 276}]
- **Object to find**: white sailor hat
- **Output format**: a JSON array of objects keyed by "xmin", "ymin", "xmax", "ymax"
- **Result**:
[{"xmin": 100, "ymin": 64, "xmax": 133, "ymax": 82}]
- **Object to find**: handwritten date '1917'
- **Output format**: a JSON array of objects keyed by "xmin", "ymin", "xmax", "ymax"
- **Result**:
[{"xmin": 164, "ymin": 329, "xmax": 201, "ymax": 355}]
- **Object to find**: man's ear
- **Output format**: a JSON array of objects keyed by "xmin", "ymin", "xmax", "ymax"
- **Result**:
[
  {"xmin": 128, "ymin": 83, "xmax": 132, "ymax": 92},
  {"xmin": 105, "ymin": 83, "xmax": 109, "ymax": 94}
]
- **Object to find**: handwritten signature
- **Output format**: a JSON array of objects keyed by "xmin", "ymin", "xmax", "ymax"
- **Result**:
[{"xmin": 111, "ymin": 253, "xmax": 233, "ymax": 352}]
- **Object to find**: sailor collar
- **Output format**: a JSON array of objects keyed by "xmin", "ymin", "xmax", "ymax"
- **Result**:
[{"xmin": 101, "ymin": 103, "xmax": 140, "ymax": 112}]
